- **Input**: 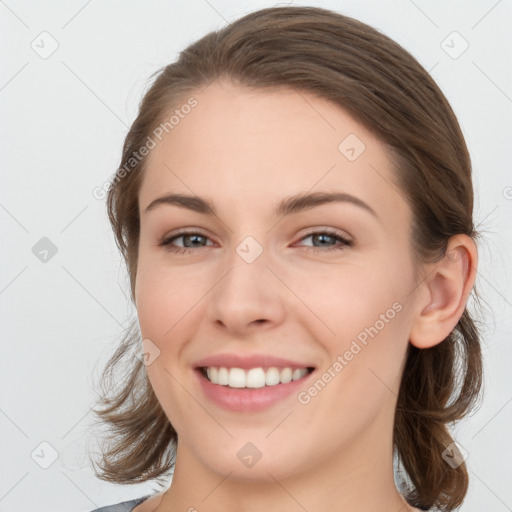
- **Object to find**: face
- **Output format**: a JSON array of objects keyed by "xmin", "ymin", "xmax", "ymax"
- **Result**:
[{"xmin": 135, "ymin": 80, "xmax": 421, "ymax": 482}]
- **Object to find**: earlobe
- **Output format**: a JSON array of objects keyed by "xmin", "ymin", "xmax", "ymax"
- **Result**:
[{"xmin": 409, "ymin": 234, "xmax": 477, "ymax": 349}]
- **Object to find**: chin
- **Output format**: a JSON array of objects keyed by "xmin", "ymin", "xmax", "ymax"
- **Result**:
[{"xmin": 188, "ymin": 436, "xmax": 315, "ymax": 483}]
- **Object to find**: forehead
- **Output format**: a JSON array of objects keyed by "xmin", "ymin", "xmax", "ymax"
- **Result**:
[{"xmin": 138, "ymin": 80, "xmax": 408, "ymax": 221}]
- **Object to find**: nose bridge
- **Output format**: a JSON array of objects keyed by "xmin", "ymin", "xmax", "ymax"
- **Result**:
[
  {"xmin": 207, "ymin": 234, "xmax": 285, "ymax": 330},
  {"xmin": 221, "ymin": 235, "xmax": 272, "ymax": 301}
]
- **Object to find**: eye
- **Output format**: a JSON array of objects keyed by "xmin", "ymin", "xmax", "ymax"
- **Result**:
[
  {"xmin": 159, "ymin": 231, "xmax": 214, "ymax": 254},
  {"xmin": 295, "ymin": 229, "xmax": 353, "ymax": 253},
  {"xmin": 159, "ymin": 228, "xmax": 353, "ymax": 255}
]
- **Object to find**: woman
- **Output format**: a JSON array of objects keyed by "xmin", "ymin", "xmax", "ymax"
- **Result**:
[{"xmin": 90, "ymin": 6, "xmax": 483, "ymax": 512}]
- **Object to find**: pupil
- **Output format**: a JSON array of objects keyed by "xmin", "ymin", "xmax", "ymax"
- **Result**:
[
  {"xmin": 315, "ymin": 234, "xmax": 333, "ymax": 246},
  {"xmin": 186, "ymin": 234, "xmax": 204, "ymax": 247}
]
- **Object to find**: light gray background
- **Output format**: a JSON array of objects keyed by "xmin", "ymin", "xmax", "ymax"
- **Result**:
[{"xmin": 1, "ymin": 1, "xmax": 511, "ymax": 511}]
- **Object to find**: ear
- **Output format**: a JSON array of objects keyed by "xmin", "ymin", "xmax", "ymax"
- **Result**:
[{"xmin": 409, "ymin": 234, "xmax": 478, "ymax": 349}]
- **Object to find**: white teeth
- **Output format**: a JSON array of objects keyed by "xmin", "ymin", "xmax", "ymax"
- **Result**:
[
  {"xmin": 280, "ymin": 367, "xmax": 293, "ymax": 384},
  {"xmin": 229, "ymin": 368, "xmax": 246, "ymax": 388},
  {"xmin": 217, "ymin": 367, "xmax": 229, "ymax": 385},
  {"xmin": 265, "ymin": 367, "xmax": 281, "ymax": 386},
  {"xmin": 204, "ymin": 366, "xmax": 310, "ymax": 387},
  {"xmin": 246, "ymin": 368, "xmax": 266, "ymax": 388},
  {"xmin": 292, "ymin": 368, "xmax": 306, "ymax": 380}
]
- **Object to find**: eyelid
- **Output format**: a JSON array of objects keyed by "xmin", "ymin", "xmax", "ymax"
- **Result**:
[
  {"xmin": 159, "ymin": 228, "xmax": 216, "ymax": 246},
  {"xmin": 294, "ymin": 227, "xmax": 353, "ymax": 244},
  {"xmin": 159, "ymin": 226, "xmax": 353, "ymax": 254}
]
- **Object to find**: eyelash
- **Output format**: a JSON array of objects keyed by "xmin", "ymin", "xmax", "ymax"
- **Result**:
[{"xmin": 158, "ymin": 229, "xmax": 353, "ymax": 255}]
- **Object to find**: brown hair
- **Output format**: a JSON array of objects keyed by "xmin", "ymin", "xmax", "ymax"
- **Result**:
[{"xmin": 91, "ymin": 6, "xmax": 484, "ymax": 510}]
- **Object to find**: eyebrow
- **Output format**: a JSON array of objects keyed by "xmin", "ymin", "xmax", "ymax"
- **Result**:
[{"xmin": 143, "ymin": 191, "xmax": 378, "ymax": 219}]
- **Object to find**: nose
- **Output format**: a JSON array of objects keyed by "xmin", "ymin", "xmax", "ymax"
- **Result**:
[{"xmin": 206, "ymin": 242, "xmax": 287, "ymax": 335}]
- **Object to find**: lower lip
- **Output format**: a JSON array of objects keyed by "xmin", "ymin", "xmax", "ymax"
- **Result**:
[{"xmin": 195, "ymin": 369, "xmax": 315, "ymax": 412}]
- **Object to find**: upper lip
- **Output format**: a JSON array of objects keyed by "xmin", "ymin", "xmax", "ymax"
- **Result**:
[{"xmin": 194, "ymin": 353, "xmax": 315, "ymax": 370}]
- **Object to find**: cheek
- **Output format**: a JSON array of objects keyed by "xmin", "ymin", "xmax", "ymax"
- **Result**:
[
  {"xmin": 325, "ymin": 280, "xmax": 411, "ymax": 408},
  {"xmin": 290, "ymin": 257, "xmax": 411, "ymax": 387},
  {"xmin": 135, "ymin": 267, "xmax": 200, "ymax": 427},
  {"xmin": 135, "ymin": 265, "xmax": 194, "ymax": 349},
  {"xmin": 287, "ymin": 260, "xmax": 404, "ymax": 338}
]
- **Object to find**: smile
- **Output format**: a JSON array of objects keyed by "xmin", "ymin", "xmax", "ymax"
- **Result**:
[
  {"xmin": 196, "ymin": 365, "xmax": 316, "ymax": 412},
  {"xmin": 201, "ymin": 366, "xmax": 314, "ymax": 388}
]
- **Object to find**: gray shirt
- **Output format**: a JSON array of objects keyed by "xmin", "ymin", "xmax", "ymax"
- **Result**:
[
  {"xmin": 89, "ymin": 495, "xmax": 153, "ymax": 512},
  {"xmin": 89, "ymin": 494, "xmax": 434, "ymax": 511}
]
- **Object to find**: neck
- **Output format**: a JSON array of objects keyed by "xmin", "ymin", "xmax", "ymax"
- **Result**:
[{"xmin": 154, "ymin": 406, "xmax": 414, "ymax": 512}]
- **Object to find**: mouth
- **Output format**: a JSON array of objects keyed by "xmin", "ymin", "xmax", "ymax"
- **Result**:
[
  {"xmin": 198, "ymin": 365, "xmax": 315, "ymax": 388},
  {"xmin": 193, "ymin": 353, "xmax": 317, "ymax": 412}
]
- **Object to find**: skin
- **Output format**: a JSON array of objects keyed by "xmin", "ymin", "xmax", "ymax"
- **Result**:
[{"xmin": 132, "ymin": 80, "xmax": 477, "ymax": 512}]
